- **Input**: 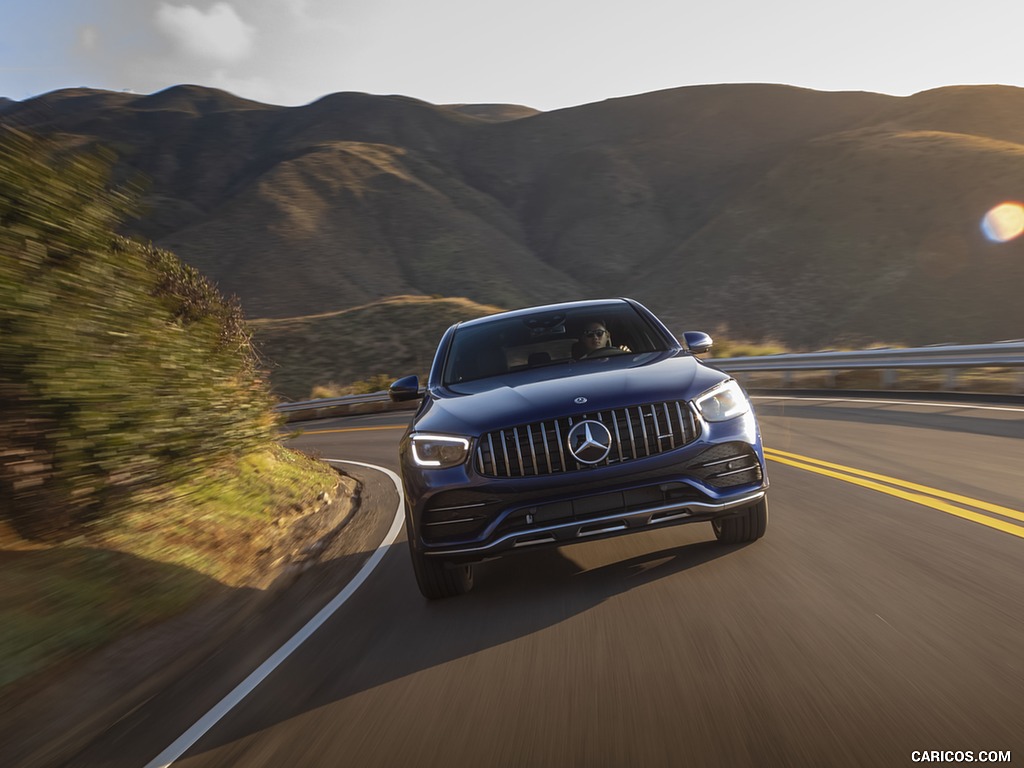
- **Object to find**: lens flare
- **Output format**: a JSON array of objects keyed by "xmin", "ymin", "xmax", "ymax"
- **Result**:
[{"xmin": 981, "ymin": 202, "xmax": 1024, "ymax": 243}]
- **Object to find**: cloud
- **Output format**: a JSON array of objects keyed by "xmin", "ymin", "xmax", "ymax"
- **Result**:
[
  {"xmin": 35, "ymin": 0, "xmax": 355, "ymax": 106},
  {"xmin": 280, "ymin": 0, "xmax": 309, "ymax": 19},
  {"xmin": 155, "ymin": 2, "xmax": 256, "ymax": 63}
]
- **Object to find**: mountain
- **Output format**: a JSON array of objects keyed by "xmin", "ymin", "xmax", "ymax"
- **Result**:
[
  {"xmin": 441, "ymin": 103, "xmax": 540, "ymax": 122},
  {"xmin": 5, "ymin": 82, "xmax": 1024, "ymax": 349}
]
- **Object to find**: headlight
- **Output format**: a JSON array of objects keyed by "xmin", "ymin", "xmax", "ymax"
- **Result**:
[
  {"xmin": 410, "ymin": 434, "xmax": 471, "ymax": 468},
  {"xmin": 693, "ymin": 380, "xmax": 750, "ymax": 422}
]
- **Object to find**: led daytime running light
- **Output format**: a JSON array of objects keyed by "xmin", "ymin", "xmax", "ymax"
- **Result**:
[{"xmin": 411, "ymin": 434, "xmax": 471, "ymax": 467}]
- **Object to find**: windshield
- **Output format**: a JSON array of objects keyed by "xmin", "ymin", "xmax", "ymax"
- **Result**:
[{"xmin": 442, "ymin": 303, "xmax": 671, "ymax": 385}]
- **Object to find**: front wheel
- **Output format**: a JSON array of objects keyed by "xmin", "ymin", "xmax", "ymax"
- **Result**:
[
  {"xmin": 712, "ymin": 497, "xmax": 768, "ymax": 544},
  {"xmin": 408, "ymin": 539, "xmax": 474, "ymax": 599}
]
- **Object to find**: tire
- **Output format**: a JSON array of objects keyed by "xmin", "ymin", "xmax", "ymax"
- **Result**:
[
  {"xmin": 712, "ymin": 497, "xmax": 768, "ymax": 544},
  {"xmin": 408, "ymin": 538, "xmax": 474, "ymax": 599}
]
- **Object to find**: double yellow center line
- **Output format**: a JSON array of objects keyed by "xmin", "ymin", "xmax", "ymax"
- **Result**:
[
  {"xmin": 296, "ymin": 427, "xmax": 1022, "ymax": 540},
  {"xmin": 764, "ymin": 447, "xmax": 1024, "ymax": 540}
]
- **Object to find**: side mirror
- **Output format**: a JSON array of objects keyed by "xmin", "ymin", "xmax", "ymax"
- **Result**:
[
  {"xmin": 683, "ymin": 331, "xmax": 713, "ymax": 355},
  {"xmin": 388, "ymin": 375, "xmax": 421, "ymax": 402}
]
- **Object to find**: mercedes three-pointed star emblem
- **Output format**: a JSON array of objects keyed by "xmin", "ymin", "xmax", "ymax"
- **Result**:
[{"xmin": 566, "ymin": 420, "xmax": 613, "ymax": 464}]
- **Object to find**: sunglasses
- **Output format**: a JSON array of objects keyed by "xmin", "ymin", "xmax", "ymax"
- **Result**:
[{"xmin": 582, "ymin": 329, "xmax": 608, "ymax": 338}]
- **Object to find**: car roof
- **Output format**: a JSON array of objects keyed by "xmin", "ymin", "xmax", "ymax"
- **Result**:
[{"xmin": 454, "ymin": 298, "xmax": 634, "ymax": 330}]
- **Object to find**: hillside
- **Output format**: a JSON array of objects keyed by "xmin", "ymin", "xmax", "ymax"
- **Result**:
[
  {"xmin": 442, "ymin": 103, "xmax": 540, "ymax": 122},
  {"xmin": 631, "ymin": 124, "xmax": 1024, "ymax": 345},
  {"xmin": 251, "ymin": 295, "xmax": 506, "ymax": 400},
  {"xmin": 0, "ymin": 128, "xmax": 342, "ymax": 714},
  {"xmin": 4, "ymin": 82, "xmax": 1024, "ymax": 348}
]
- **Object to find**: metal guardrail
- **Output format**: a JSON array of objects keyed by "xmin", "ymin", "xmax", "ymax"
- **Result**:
[
  {"xmin": 712, "ymin": 340, "xmax": 1024, "ymax": 391},
  {"xmin": 275, "ymin": 341, "xmax": 1024, "ymax": 420},
  {"xmin": 711, "ymin": 341, "xmax": 1024, "ymax": 372},
  {"xmin": 277, "ymin": 391, "xmax": 420, "ymax": 423},
  {"xmin": 276, "ymin": 392, "xmax": 395, "ymax": 412}
]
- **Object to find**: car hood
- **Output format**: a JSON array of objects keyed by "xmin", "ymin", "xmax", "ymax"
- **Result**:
[{"xmin": 414, "ymin": 353, "xmax": 729, "ymax": 436}]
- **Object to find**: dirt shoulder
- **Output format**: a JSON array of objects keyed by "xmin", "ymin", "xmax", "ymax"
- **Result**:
[{"xmin": 0, "ymin": 466, "xmax": 361, "ymax": 768}]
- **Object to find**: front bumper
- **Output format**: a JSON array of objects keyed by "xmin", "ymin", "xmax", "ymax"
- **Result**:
[
  {"xmin": 425, "ymin": 487, "xmax": 766, "ymax": 559},
  {"xmin": 401, "ymin": 410, "xmax": 768, "ymax": 561}
]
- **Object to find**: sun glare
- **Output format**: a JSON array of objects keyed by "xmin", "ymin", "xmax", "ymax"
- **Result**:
[{"xmin": 981, "ymin": 202, "xmax": 1024, "ymax": 243}]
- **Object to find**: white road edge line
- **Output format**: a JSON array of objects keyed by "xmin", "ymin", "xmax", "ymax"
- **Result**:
[
  {"xmin": 145, "ymin": 460, "xmax": 405, "ymax": 768},
  {"xmin": 750, "ymin": 395, "xmax": 1024, "ymax": 413}
]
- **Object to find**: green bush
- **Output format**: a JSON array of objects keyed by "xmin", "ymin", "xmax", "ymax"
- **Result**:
[{"xmin": 0, "ymin": 128, "xmax": 276, "ymax": 539}]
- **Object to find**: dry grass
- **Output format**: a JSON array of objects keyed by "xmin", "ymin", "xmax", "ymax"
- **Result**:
[
  {"xmin": 252, "ymin": 294, "xmax": 506, "ymax": 400},
  {"xmin": 0, "ymin": 444, "xmax": 340, "ymax": 696}
]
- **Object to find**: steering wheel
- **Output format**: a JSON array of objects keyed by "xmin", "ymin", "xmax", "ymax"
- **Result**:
[{"xmin": 581, "ymin": 346, "xmax": 628, "ymax": 359}]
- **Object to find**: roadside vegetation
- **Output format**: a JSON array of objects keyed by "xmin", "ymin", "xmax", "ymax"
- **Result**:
[
  {"xmin": 705, "ymin": 337, "xmax": 789, "ymax": 359},
  {"xmin": 251, "ymin": 295, "xmax": 505, "ymax": 400},
  {"xmin": 0, "ymin": 128, "xmax": 339, "ymax": 701},
  {"xmin": 255, "ymin": 298, "xmax": 1022, "ymax": 402},
  {"xmin": 311, "ymin": 373, "xmax": 401, "ymax": 399}
]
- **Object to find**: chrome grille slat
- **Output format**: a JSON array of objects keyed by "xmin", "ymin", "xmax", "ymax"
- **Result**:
[
  {"xmin": 532, "ymin": 423, "xmax": 540, "ymax": 479},
  {"xmin": 677, "ymin": 401, "xmax": 694, "ymax": 444},
  {"xmin": 512, "ymin": 427, "xmax": 526, "ymax": 476},
  {"xmin": 624, "ymin": 408, "xmax": 638, "ymax": 459},
  {"xmin": 499, "ymin": 430, "xmax": 512, "ymax": 477},
  {"xmin": 554, "ymin": 420, "xmax": 566, "ymax": 472},
  {"xmin": 637, "ymin": 406, "xmax": 651, "ymax": 456},
  {"xmin": 540, "ymin": 422, "xmax": 553, "ymax": 473},
  {"xmin": 596, "ymin": 412, "xmax": 611, "ymax": 466},
  {"xmin": 610, "ymin": 409, "xmax": 625, "ymax": 462},
  {"xmin": 477, "ymin": 400, "xmax": 702, "ymax": 478},
  {"xmin": 650, "ymin": 404, "xmax": 662, "ymax": 450}
]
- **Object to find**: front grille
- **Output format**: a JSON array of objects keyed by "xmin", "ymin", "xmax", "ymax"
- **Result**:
[{"xmin": 475, "ymin": 400, "xmax": 701, "ymax": 478}]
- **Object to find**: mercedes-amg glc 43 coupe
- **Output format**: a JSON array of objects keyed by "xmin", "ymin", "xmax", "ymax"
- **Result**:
[{"xmin": 390, "ymin": 298, "xmax": 769, "ymax": 598}]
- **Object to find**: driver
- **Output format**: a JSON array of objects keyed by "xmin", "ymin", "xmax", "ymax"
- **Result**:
[{"xmin": 573, "ymin": 321, "xmax": 630, "ymax": 358}]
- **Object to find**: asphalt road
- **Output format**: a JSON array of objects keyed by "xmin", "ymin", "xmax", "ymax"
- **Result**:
[{"xmin": 71, "ymin": 396, "xmax": 1023, "ymax": 767}]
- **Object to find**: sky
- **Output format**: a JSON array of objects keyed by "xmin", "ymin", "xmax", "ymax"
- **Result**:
[{"xmin": 2, "ymin": 0, "xmax": 1024, "ymax": 111}]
